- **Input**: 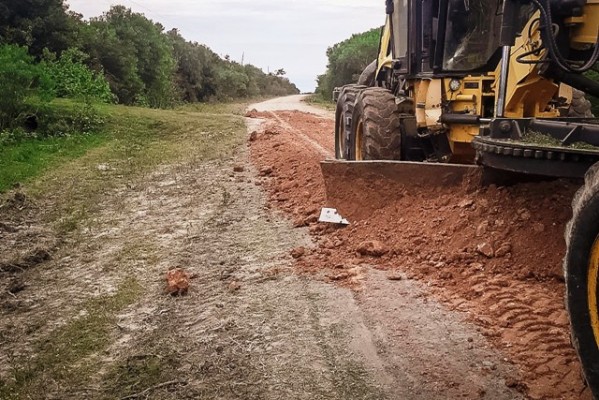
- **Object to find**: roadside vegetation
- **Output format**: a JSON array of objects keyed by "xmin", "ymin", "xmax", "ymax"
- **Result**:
[
  {"xmin": 0, "ymin": 0, "xmax": 298, "ymax": 194},
  {"xmin": 314, "ymin": 28, "xmax": 380, "ymax": 101}
]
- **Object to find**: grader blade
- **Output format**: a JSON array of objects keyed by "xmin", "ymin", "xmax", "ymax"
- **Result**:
[{"xmin": 320, "ymin": 160, "xmax": 482, "ymax": 221}]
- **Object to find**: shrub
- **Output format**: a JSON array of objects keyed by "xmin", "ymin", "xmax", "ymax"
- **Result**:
[
  {"xmin": 42, "ymin": 48, "xmax": 115, "ymax": 103},
  {"xmin": 0, "ymin": 45, "xmax": 46, "ymax": 129}
]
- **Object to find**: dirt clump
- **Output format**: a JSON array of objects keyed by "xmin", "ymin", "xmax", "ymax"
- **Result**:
[
  {"xmin": 165, "ymin": 268, "xmax": 190, "ymax": 296},
  {"xmin": 356, "ymin": 240, "xmax": 389, "ymax": 257}
]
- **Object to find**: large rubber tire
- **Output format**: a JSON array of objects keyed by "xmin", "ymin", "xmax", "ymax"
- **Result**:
[
  {"xmin": 335, "ymin": 84, "xmax": 366, "ymax": 159},
  {"xmin": 357, "ymin": 60, "xmax": 377, "ymax": 87},
  {"xmin": 348, "ymin": 87, "xmax": 402, "ymax": 160},
  {"xmin": 565, "ymin": 162, "xmax": 599, "ymax": 399},
  {"xmin": 568, "ymin": 89, "xmax": 595, "ymax": 118}
]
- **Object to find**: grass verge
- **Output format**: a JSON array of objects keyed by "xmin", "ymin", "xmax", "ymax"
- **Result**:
[
  {"xmin": 7, "ymin": 100, "xmax": 248, "ymax": 234},
  {"xmin": 304, "ymin": 94, "xmax": 335, "ymax": 111}
]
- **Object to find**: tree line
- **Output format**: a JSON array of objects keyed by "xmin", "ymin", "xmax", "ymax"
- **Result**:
[
  {"xmin": 0, "ymin": 0, "xmax": 299, "ymax": 111},
  {"xmin": 315, "ymin": 28, "xmax": 380, "ymax": 100}
]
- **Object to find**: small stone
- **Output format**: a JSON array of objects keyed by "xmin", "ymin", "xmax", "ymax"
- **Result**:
[
  {"xmin": 533, "ymin": 222, "xmax": 545, "ymax": 233},
  {"xmin": 259, "ymin": 166, "xmax": 273, "ymax": 176},
  {"xmin": 290, "ymin": 247, "xmax": 306, "ymax": 259},
  {"xmin": 387, "ymin": 273, "xmax": 403, "ymax": 281},
  {"xmin": 477, "ymin": 243, "xmax": 495, "ymax": 258},
  {"xmin": 328, "ymin": 273, "xmax": 350, "ymax": 281},
  {"xmin": 293, "ymin": 217, "xmax": 307, "ymax": 228},
  {"xmin": 96, "ymin": 163, "xmax": 111, "ymax": 171},
  {"xmin": 439, "ymin": 271, "xmax": 453, "ymax": 280},
  {"xmin": 356, "ymin": 240, "xmax": 389, "ymax": 257},
  {"xmin": 476, "ymin": 221, "xmax": 489, "ymax": 237},
  {"xmin": 495, "ymin": 243, "xmax": 512, "ymax": 258},
  {"xmin": 458, "ymin": 199, "xmax": 475, "ymax": 208},
  {"xmin": 228, "ymin": 281, "xmax": 241, "ymax": 291},
  {"xmin": 471, "ymin": 261, "xmax": 485, "ymax": 270},
  {"xmin": 303, "ymin": 215, "xmax": 318, "ymax": 225},
  {"xmin": 518, "ymin": 209, "xmax": 531, "ymax": 221}
]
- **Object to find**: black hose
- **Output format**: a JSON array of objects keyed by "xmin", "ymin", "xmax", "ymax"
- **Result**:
[{"xmin": 530, "ymin": 0, "xmax": 599, "ymax": 73}]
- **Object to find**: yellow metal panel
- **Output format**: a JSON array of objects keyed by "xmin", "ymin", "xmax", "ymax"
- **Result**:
[
  {"xmin": 377, "ymin": 17, "xmax": 394, "ymax": 76},
  {"xmin": 425, "ymin": 79, "xmax": 443, "ymax": 129},
  {"xmin": 498, "ymin": 12, "xmax": 560, "ymax": 118},
  {"xmin": 449, "ymin": 124, "xmax": 479, "ymax": 144},
  {"xmin": 569, "ymin": 2, "xmax": 599, "ymax": 48},
  {"xmin": 414, "ymin": 80, "xmax": 430, "ymax": 128}
]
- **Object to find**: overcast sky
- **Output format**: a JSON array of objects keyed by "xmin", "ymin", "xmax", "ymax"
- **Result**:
[{"xmin": 65, "ymin": 0, "xmax": 383, "ymax": 92}]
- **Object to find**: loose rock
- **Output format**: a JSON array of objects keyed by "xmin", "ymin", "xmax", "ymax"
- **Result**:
[
  {"xmin": 495, "ymin": 243, "xmax": 512, "ymax": 258},
  {"xmin": 477, "ymin": 242, "xmax": 495, "ymax": 258},
  {"xmin": 290, "ymin": 247, "xmax": 306, "ymax": 259},
  {"xmin": 165, "ymin": 268, "xmax": 190, "ymax": 296},
  {"xmin": 357, "ymin": 240, "xmax": 389, "ymax": 257}
]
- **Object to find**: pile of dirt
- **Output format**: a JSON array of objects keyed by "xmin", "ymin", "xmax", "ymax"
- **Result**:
[{"xmin": 248, "ymin": 110, "xmax": 589, "ymax": 400}]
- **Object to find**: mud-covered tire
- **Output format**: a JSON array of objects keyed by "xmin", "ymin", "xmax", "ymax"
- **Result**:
[
  {"xmin": 335, "ymin": 84, "xmax": 366, "ymax": 159},
  {"xmin": 348, "ymin": 87, "xmax": 402, "ymax": 160},
  {"xmin": 565, "ymin": 162, "xmax": 599, "ymax": 399},
  {"xmin": 568, "ymin": 89, "xmax": 595, "ymax": 118},
  {"xmin": 357, "ymin": 60, "xmax": 377, "ymax": 87}
]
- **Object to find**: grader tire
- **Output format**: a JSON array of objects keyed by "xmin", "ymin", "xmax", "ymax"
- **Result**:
[
  {"xmin": 565, "ymin": 161, "xmax": 599, "ymax": 399},
  {"xmin": 335, "ymin": 84, "xmax": 366, "ymax": 159},
  {"xmin": 349, "ymin": 87, "xmax": 402, "ymax": 160},
  {"xmin": 568, "ymin": 89, "xmax": 595, "ymax": 118}
]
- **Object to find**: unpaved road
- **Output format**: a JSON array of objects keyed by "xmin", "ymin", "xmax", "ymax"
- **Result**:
[{"xmin": 0, "ymin": 95, "xmax": 576, "ymax": 399}]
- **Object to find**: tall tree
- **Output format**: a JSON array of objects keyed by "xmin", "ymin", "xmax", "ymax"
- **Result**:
[
  {"xmin": 83, "ymin": 6, "xmax": 175, "ymax": 107},
  {"xmin": 0, "ymin": 0, "xmax": 81, "ymax": 57}
]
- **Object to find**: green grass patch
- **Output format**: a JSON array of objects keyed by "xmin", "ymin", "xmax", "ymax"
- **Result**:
[
  {"xmin": 2, "ymin": 99, "xmax": 248, "ymax": 234},
  {"xmin": 0, "ymin": 277, "xmax": 143, "ymax": 399},
  {"xmin": 0, "ymin": 132, "xmax": 107, "ymax": 192},
  {"xmin": 304, "ymin": 93, "xmax": 335, "ymax": 111},
  {"xmin": 1, "ymin": 99, "xmax": 247, "ymax": 196}
]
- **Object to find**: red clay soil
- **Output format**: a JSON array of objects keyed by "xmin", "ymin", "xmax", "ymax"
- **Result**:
[{"xmin": 247, "ymin": 110, "xmax": 590, "ymax": 400}]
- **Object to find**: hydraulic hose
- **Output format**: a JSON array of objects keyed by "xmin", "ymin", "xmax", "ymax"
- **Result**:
[{"xmin": 530, "ymin": 0, "xmax": 599, "ymax": 73}]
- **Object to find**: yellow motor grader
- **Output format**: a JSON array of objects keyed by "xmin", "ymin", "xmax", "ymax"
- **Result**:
[{"xmin": 332, "ymin": 0, "xmax": 599, "ymax": 395}]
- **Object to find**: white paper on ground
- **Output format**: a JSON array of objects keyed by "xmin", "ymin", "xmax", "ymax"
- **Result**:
[{"xmin": 318, "ymin": 208, "xmax": 350, "ymax": 225}]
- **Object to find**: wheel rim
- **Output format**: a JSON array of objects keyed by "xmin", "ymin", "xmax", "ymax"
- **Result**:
[
  {"xmin": 588, "ymin": 236, "xmax": 599, "ymax": 346},
  {"xmin": 355, "ymin": 117, "xmax": 364, "ymax": 161}
]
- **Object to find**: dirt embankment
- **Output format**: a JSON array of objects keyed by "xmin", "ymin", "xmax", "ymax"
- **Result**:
[{"xmin": 248, "ymin": 109, "xmax": 589, "ymax": 400}]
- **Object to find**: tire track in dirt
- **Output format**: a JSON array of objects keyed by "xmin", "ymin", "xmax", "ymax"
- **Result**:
[
  {"xmin": 265, "ymin": 111, "xmax": 334, "ymax": 158},
  {"xmin": 247, "ymin": 106, "xmax": 591, "ymax": 400}
]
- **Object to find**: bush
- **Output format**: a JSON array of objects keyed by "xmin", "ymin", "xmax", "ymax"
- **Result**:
[
  {"xmin": 0, "ymin": 44, "xmax": 49, "ymax": 129},
  {"xmin": 42, "ymin": 48, "xmax": 114, "ymax": 103},
  {"xmin": 34, "ymin": 101, "xmax": 106, "ymax": 137}
]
